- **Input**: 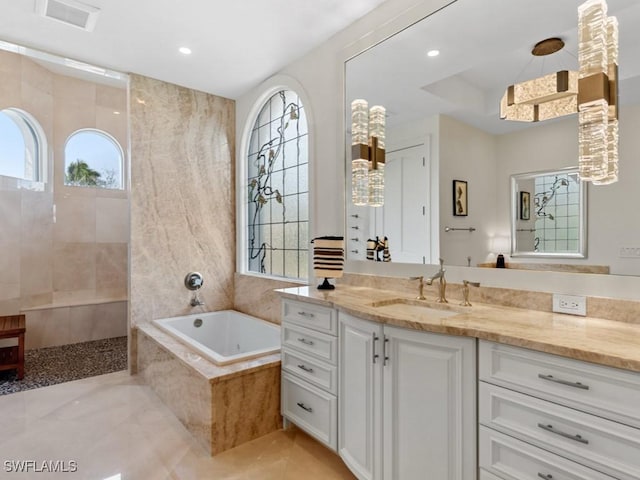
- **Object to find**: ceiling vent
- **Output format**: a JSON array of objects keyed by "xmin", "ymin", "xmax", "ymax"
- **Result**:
[{"xmin": 35, "ymin": 0, "xmax": 100, "ymax": 32}]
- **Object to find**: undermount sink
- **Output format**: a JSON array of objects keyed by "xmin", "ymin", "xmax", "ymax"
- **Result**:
[{"xmin": 368, "ymin": 298, "xmax": 465, "ymax": 319}]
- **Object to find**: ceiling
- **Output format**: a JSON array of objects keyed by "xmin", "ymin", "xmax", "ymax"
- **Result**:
[
  {"xmin": 346, "ymin": 0, "xmax": 640, "ymax": 135},
  {"xmin": 0, "ymin": 0, "xmax": 387, "ymax": 99}
]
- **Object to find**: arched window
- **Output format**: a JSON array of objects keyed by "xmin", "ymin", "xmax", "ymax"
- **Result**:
[
  {"xmin": 246, "ymin": 90, "xmax": 309, "ymax": 280},
  {"xmin": 0, "ymin": 108, "xmax": 46, "ymax": 182},
  {"xmin": 64, "ymin": 129, "xmax": 124, "ymax": 189}
]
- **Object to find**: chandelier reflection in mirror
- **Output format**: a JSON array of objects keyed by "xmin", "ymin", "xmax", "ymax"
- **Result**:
[
  {"xmin": 351, "ymin": 99, "xmax": 386, "ymax": 206},
  {"xmin": 500, "ymin": 0, "xmax": 618, "ymax": 185}
]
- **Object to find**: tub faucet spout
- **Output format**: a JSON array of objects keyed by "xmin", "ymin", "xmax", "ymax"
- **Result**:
[{"xmin": 190, "ymin": 293, "xmax": 204, "ymax": 307}]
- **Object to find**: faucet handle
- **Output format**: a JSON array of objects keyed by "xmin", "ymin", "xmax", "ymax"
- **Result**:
[
  {"xmin": 409, "ymin": 276, "xmax": 426, "ymax": 300},
  {"xmin": 461, "ymin": 280, "xmax": 480, "ymax": 306},
  {"xmin": 439, "ymin": 257, "xmax": 445, "ymax": 268}
]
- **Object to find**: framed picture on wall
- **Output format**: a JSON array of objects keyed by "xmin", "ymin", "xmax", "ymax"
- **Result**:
[
  {"xmin": 520, "ymin": 191, "xmax": 531, "ymax": 220},
  {"xmin": 452, "ymin": 180, "xmax": 468, "ymax": 216}
]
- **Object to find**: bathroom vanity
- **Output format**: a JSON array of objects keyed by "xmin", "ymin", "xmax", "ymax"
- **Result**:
[{"xmin": 278, "ymin": 285, "xmax": 640, "ymax": 480}]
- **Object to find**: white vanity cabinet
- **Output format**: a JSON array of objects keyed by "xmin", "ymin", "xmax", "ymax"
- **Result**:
[
  {"xmin": 339, "ymin": 312, "xmax": 477, "ymax": 480},
  {"xmin": 479, "ymin": 340, "xmax": 640, "ymax": 480},
  {"xmin": 280, "ymin": 298, "xmax": 338, "ymax": 450}
]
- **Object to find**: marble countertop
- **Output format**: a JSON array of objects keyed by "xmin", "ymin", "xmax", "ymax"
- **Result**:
[{"xmin": 277, "ymin": 285, "xmax": 640, "ymax": 373}]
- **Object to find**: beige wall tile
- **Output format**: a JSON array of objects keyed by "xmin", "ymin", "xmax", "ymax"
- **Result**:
[
  {"xmin": 233, "ymin": 273, "xmax": 300, "ymax": 324},
  {"xmin": 0, "ymin": 51, "xmax": 21, "ymax": 108},
  {"xmin": 20, "ymin": 240, "xmax": 52, "ymax": 297},
  {"xmin": 0, "ymin": 191, "xmax": 21, "ymax": 245},
  {"xmin": 52, "ymin": 242, "xmax": 96, "ymax": 293},
  {"xmin": 0, "ymin": 242, "xmax": 20, "ymax": 288},
  {"xmin": 96, "ymin": 85, "xmax": 127, "ymax": 112},
  {"xmin": 95, "ymin": 242, "xmax": 127, "ymax": 294},
  {"xmin": 53, "ymin": 195, "xmax": 96, "ymax": 243},
  {"xmin": 25, "ymin": 307, "xmax": 71, "ymax": 349},
  {"xmin": 96, "ymin": 198, "xmax": 129, "ymax": 243}
]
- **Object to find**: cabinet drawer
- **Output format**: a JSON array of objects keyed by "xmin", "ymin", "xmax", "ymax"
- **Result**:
[
  {"xmin": 282, "ymin": 347, "xmax": 337, "ymax": 394},
  {"xmin": 282, "ymin": 323, "xmax": 337, "ymax": 364},
  {"xmin": 480, "ymin": 426, "xmax": 617, "ymax": 480},
  {"xmin": 479, "ymin": 382, "xmax": 640, "ymax": 480},
  {"xmin": 282, "ymin": 299, "xmax": 336, "ymax": 335},
  {"xmin": 479, "ymin": 340, "xmax": 640, "ymax": 428},
  {"xmin": 479, "ymin": 469, "xmax": 504, "ymax": 480},
  {"xmin": 282, "ymin": 372, "xmax": 337, "ymax": 450}
]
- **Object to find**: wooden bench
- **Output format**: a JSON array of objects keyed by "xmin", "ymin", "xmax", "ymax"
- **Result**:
[{"xmin": 0, "ymin": 315, "xmax": 25, "ymax": 380}]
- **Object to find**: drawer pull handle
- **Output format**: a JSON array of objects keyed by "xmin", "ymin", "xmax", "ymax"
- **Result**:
[
  {"xmin": 538, "ymin": 474, "xmax": 553, "ymax": 480},
  {"xmin": 297, "ymin": 311, "xmax": 315, "ymax": 318},
  {"xmin": 537, "ymin": 423, "xmax": 589, "ymax": 445},
  {"xmin": 297, "ymin": 402, "xmax": 313, "ymax": 413},
  {"xmin": 538, "ymin": 374, "xmax": 589, "ymax": 390},
  {"xmin": 297, "ymin": 364, "xmax": 314, "ymax": 373},
  {"xmin": 297, "ymin": 338, "xmax": 314, "ymax": 346}
]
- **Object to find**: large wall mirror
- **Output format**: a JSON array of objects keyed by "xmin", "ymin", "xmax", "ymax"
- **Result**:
[{"xmin": 345, "ymin": 0, "xmax": 640, "ymax": 276}]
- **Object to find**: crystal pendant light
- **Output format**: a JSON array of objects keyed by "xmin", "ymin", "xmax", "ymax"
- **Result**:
[
  {"xmin": 593, "ymin": 15, "xmax": 619, "ymax": 185},
  {"xmin": 368, "ymin": 105, "xmax": 385, "ymax": 207},
  {"xmin": 351, "ymin": 99, "xmax": 369, "ymax": 205},
  {"xmin": 578, "ymin": 0, "xmax": 609, "ymax": 182}
]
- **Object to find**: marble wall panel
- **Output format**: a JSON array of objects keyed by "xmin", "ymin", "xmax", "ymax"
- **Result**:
[
  {"xmin": 233, "ymin": 273, "xmax": 300, "ymax": 325},
  {"xmin": 130, "ymin": 75, "xmax": 235, "ymax": 325}
]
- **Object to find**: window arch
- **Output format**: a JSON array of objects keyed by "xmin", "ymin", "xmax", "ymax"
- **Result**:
[
  {"xmin": 0, "ymin": 108, "xmax": 46, "ymax": 182},
  {"xmin": 64, "ymin": 129, "xmax": 124, "ymax": 189},
  {"xmin": 246, "ymin": 89, "xmax": 309, "ymax": 280}
]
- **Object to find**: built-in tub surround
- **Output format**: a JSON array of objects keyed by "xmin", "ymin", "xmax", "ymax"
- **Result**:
[
  {"xmin": 153, "ymin": 310, "xmax": 280, "ymax": 366},
  {"xmin": 136, "ymin": 323, "xmax": 281, "ymax": 455},
  {"xmin": 277, "ymin": 284, "xmax": 640, "ymax": 372},
  {"xmin": 129, "ymin": 75, "xmax": 235, "ymax": 330}
]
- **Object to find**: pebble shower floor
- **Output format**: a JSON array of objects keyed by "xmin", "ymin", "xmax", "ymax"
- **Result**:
[{"xmin": 0, "ymin": 336, "xmax": 127, "ymax": 395}]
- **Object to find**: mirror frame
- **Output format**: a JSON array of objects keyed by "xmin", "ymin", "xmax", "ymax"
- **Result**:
[{"xmin": 510, "ymin": 167, "xmax": 587, "ymax": 259}]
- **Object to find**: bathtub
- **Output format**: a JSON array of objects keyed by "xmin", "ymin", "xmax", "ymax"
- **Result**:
[{"xmin": 153, "ymin": 310, "xmax": 280, "ymax": 366}]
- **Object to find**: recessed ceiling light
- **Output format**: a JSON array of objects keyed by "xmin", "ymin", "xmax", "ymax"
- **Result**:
[
  {"xmin": 427, "ymin": 49, "xmax": 440, "ymax": 57},
  {"xmin": 179, "ymin": 47, "xmax": 192, "ymax": 55}
]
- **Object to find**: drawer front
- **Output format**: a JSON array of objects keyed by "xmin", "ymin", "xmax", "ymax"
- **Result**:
[
  {"xmin": 480, "ymin": 426, "xmax": 617, "ymax": 480},
  {"xmin": 479, "ymin": 469, "xmax": 504, "ymax": 480},
  {"xmin": 282, "ymin": 299, "xmax": 336, "ymax": 335},
  {"xmin": 282, "ymin": 372, "xmax": 337, "ymax": 450},
  {"xmin": 282, "ymin": 347, "xmax": 337, "ymax": 394},
  {"xmin": 479, "ymin": 382, "xmax": 640, "ymax": 480},
  {"xmin": 479, "ymin": 340, "xmax": 640, "ymax": 428},
  {"xmin": 282, "ymin": 323, "xmax": 337, "ymax": 364}
]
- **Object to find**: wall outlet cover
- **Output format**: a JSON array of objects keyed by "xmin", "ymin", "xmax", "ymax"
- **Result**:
[{"xmin": 552, "ymin": 294, "xmax": 587, "ymax": 316}]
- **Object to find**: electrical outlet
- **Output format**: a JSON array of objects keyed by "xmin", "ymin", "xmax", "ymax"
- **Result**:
[
  {"xmin": 619, "ymin": 247, "xmax": 640, "ymax": 258},
  {"xmin": 553, "ymin": 294, "xmax": 587, "ymax": 316}
]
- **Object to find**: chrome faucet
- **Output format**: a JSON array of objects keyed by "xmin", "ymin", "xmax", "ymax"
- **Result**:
[
  {"xmin": 190, "ymin": 292, "xmax": 205, "ymax": 307},
  {"xmin": 425, "ymin": 258, "xmax": 447, "ymax": 303},
  {"xmin": 409, "ymin": 276, "xmax": 427, "ymax": 300},
  {"xmin": 461, "ymin": 280, "xmax": 480, "ymax": 306}
]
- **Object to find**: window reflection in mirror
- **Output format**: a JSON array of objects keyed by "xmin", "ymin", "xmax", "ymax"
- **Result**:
[{"xmin": 511, "ymin": 168, "xmax": 586, "ymax": 258}]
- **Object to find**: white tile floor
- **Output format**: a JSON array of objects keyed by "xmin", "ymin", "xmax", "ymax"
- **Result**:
[{"xmin": 0, "ymin": 371, "xmax": 355, "ymax": 479}]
